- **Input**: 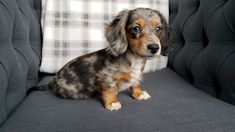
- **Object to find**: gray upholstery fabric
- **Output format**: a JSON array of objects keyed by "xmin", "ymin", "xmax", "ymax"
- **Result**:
[
  {"xmin": 1, "ymin": 0, "xmax": 235, "ymax": 131},
  {"xmin": 1, "ymin": 68, "xmax": 235, "ymax": 132},
  {"xmin": 0, "ymin": 0, "xmax": 41, "ymax": 125},
  {"xmin": 168, "ymin": 0, "xmax": 235, "ymax": 105}
]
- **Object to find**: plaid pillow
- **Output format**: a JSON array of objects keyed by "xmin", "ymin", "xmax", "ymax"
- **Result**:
[{"xmin": 40, "ymin": 0, "xmax": 169, "ymax": 73}]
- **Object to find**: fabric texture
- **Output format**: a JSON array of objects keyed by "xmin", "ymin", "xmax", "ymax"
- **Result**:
[
  {"xmin": 1, "ymin": 68, "xmax": 235, "ymax": 132},
  {"xmin": 168, "ymin": 0, "xmax": 235, "ymax": 105},
  {"xmin": 0, "ymin": 0, "xmax": 42, "ymax": 125},
  {"xmin": 40, "ymin": 0, "xmax": 169, "ymax": 73}
]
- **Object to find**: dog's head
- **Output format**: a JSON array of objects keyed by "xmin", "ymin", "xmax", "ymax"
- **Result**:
[{"xmin": 105, "ymin": 8, "xmax": 168, "ymax": 57}]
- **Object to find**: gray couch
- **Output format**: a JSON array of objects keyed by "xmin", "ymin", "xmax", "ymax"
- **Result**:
[{"xmin": 0, "ymin": 0, "xmax": 235, "ymax": 131}]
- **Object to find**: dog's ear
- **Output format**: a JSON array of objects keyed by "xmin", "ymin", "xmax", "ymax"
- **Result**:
[
  {"xmin": 105, "ymin": 10, "xmax": 129, "ymax": 57},
  {"xmin": 157, "ymin": 12, "xmax": 170, "ymax": 56}
]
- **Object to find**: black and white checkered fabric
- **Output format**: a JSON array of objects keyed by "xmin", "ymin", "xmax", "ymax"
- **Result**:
[{"xmin": 40, "ymin": 0, "xmax": 169, "ymax": 73}]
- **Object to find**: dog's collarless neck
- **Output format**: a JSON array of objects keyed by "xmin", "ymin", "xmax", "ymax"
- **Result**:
[{"xmin": 125, "ymin": 51, "xmax": 145, "ymax": 70}]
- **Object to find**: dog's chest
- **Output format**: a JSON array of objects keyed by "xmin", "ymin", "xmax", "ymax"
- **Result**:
[{"xmin": 118, "ymin": 59, "xmax": 143, "ymax": 91}]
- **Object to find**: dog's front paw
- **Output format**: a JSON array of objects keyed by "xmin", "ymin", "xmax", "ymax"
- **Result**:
[
  {"xmin": 135, "ymin": 91, "xmax": 151, "ymax": 100},
  {"xmin": 105, "ymin": 101, "xmax": 122, "ymax": 111}
]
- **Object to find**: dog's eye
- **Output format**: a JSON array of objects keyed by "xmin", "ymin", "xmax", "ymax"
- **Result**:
[
  {"xmin": 155, "ymin": 26, "xmax": 162, "ymax": 33},
  {"xmin": 131, "ymin": 26, "xmax": 141, "ymax": 34}
]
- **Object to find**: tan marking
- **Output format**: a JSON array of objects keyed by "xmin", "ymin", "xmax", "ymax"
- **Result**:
[
  {"xmin": 113, "ymin": 72, "xmax": 132, "ymax": 82},
  {"xmin": 127, "ymin": 36, "xmax": 149, "ymax": 55},
  {"xmin": 101, "ymin": 89, "xmax": 119, "ymax": 109},
  {"xmin": 130, "ymin": 83, "xmax": 144, "ymax": 100},
  {"xmin": 151, "ymin": 19, "xmax": 161, "ymax": 26},
  {"xmin": 134, "ymin": 18, "xmax": 145, "ymax": 28}
]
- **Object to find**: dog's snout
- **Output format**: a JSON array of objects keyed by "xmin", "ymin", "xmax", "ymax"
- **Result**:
[{"xmin": 147, "ymin": 44, "xmax": 159, "ymax": 54}]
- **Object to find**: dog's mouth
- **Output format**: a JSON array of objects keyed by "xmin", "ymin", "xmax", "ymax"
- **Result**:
[
  {"xmin": 142, "ymin": 44, "xmax": 161, "ymax": 58},
  {"xmin": 138, "ymin": 54, "xmax": 157, "ymax": 59},
  {"xmin": 139, "ymin": 49, "xmax": 161, "ymax": 59},
  {"xmin": 128, "ymin": 44, "xmax": 161, "ymax": 59},
  {"xmin": 130, "ymin": 49, "xmax": 159, "ymax": 59}
]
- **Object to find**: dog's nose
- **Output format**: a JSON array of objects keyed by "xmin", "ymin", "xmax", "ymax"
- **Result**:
[{"xmin": 147, "ymin": 44, "xmax": 159, "ymax": 54}]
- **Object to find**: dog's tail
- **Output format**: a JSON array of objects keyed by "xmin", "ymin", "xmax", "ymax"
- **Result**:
[{"xmin": 26, "ymin": 83, "xmax": 52, "ymax": 95}]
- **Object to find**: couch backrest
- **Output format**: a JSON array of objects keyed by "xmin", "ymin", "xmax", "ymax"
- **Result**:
[
  {"xmin": 168, "ymin": 0, "xmax": 235, "ymax": 105},
  {"xmin": 0, "ymin": 0, "xmax": 42, "ymax": 125}
]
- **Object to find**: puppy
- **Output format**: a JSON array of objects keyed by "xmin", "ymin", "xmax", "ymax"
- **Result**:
[{"xmin": 30, "ymin": 8, "xmax": 168, "ymax": 111}]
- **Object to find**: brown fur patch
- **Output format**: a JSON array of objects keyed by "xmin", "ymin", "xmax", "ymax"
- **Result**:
[
  {"xmin": 101, "ymin": 89, "xmax": 119, "ymax": 107},
  {"xmin": 151, "ymin": 19, "xmax": 161, "ymax": 27},
  {"xmin": 131, "ymin": 83, "xmax": 143, "ymax": 99},
  {"xmin": 113, "ymin": 72, "xmax": 132, "ymax": 82},
  {"xmin": 127, "ymin": 35, "xmax": 149, "ymax": 56},
  {"xmin": 134, "ymin": 18, "xmax": 145, "ymax": 27}
]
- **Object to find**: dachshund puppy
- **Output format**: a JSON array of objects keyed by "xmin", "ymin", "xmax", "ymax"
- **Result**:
[{"xmin": 30, "ymin": 8, "xmax": 168, "ymax": 111}]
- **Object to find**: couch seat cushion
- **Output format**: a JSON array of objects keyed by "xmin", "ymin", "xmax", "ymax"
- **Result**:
[{"xmin": 1, "ymin": 68, "xmax": 235, "ymax": 132}]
